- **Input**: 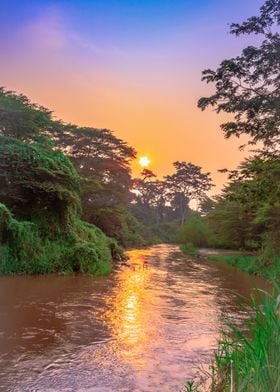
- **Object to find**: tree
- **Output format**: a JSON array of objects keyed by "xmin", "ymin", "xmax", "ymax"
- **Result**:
[
  {"xmin": 198, "ymin": 0, "xmax": 280, "ymax": 149},
  {"xmin": 50, "ymin": 124, "xmax": 136, "ymax": 243},
  {"xmin": 0, "ymin": 96, "xmax": 124, "ymax": 275},
  {"xmin": 0, "ymin": 136, "xmax": 81, "ymax": 231},
  {"xmin": 198, "ymin": 196, "xmax": 215, "ymax": 215},
  {"xmin": 51, "ymin": 124, "xmax": 136, "ymax": 204},
  {"xmin": 133, "ymin": 169, "xmax": 157, "ymax": 206},
  {"xmin": 228, "ymin": 157, "xmax": 280, "ymax": 253},
  {"xmin": 164, "ymin": 162, "xmax": 213, "ymax": 225},
  {"xmin": 177, "ymin": 214, "xmax": 214, "ymax": 248},
  {"xmin": 207, "ymin": 194, "xmax": 257, "ymax": 250},
  {"xmin": 0, "ymin": 87, "xmax": 138, "ymax": 243},
  {"xmin": 206, "ymin": 154, "xmax": 280, "ymax": 253},
  {"xmin": 0, "ymin": 135, "xmax": 121, "ymax": 275},
  {"xmin": 132, "ymin": 170, "xmax": 168, "ymax": 225},
  {"xmin": 0, "ymin": 87, "xmax": 52, "ymax": 140}
]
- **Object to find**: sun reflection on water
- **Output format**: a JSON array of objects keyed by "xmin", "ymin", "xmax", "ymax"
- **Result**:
[{"xmin": 104, "ymin": 249, "xmax": 156, "ymax": 367}]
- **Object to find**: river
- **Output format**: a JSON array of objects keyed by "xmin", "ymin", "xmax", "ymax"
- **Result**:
[{"xmin": 0, "ymin": 244, "xmax": 266, "ymax": 391}]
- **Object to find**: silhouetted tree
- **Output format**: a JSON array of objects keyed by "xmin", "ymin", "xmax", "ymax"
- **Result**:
[
  {"xmin": 165, "ymin": 162, "xmax": 213, "ymax": 224},
  {"xmin": 198, "ymin": 0, "xmax": 280, "ymax": 150},
  {"xmin": 49, "ymin": 123, "xmax": 137, "ymax": 244}
]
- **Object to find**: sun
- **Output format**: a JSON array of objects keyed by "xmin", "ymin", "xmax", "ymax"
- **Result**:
[{"xmin": 139, "ymin": 156, "xmax": 151, "ymax": 168}]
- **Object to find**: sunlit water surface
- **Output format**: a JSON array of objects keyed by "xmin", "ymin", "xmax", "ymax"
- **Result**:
[{"xmin": 0, "ymin": 245, "xmax": 266, "ymax": 391}]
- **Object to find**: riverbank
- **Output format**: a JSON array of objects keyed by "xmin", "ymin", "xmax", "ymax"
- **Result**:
[
  {"xmin": 181, "ymin": 245, "xmax": 280, "ymax": 280},
  {"xmin": 185, "ymin": 286, "xmax": 280, "ymax": 392},
  {"xmin": 181, "ymin": 247, "xmax": 280, "ymax": 391}
]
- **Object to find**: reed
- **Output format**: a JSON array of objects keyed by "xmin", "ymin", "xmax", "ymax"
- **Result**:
[{"xmin": 185, "ymin": 287, "xmax": 280, "ymax": 391}]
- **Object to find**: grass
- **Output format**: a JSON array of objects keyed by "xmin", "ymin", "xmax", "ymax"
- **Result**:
[
  {"xmin": 209, "ymin": 254, "xmax": 280, "ymax": 280},
  {"xmin": 209, "ymin": 255, "xmax": 259, "ymax": 275},
  {"xmin": 183, "ymin": 249, "xmax": 280, "ymax": 391},
  {"xmin": 181, "ymin": 243, "xmax": 199, "ymax": 256},
  {"xmin": 185, "ymin": 287, "xmax": 280, "ymax": 392}
]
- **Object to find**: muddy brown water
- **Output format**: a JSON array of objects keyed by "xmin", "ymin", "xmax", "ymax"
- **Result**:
[{"xmin": 0, "ymin": 244, "xmax": 267, "ymax": 392}]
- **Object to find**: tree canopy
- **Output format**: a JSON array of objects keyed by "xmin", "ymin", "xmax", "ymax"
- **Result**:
[
  {"xmin": 50, "ymin": 124, "xmax": 136, "ymax": 243},
  {"xmin": 165, "ymin": 162, "xmax": 213, "ymax": 224},
  {"xmin": 0, "ymin": 136, "xmax": 81, "ymax": 229},
  {"xmin": 0, "ymin": 89, "xmax": 124, "ymax": 275},
  {"xmin": 0, "ymin": 87, "xmax": 139, "ymax": 245},
  {"xmin": 198, "ymin": 0, "xmax": 280, "ymax": 148},
  {"xmin": 0, "ymin": 87, "xmax": 52, "ymax": 140}
]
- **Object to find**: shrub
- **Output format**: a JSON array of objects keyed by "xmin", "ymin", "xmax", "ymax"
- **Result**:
[
  {"xmin": 181, "ymin": 243, "xmax": 199, "ymax": 255},
  {"xmin": 177, "ymin": 215, "xmax": 215, "ymax": 247},
  {"xmin": 0, "ymin": 202, "xmax": 118, "ymax": 275}
]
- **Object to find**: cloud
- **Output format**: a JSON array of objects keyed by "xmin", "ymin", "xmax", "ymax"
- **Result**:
[
  {"xmin": 22, "ymin": 5, "xmax": 66, "ymax": 50},
  {"xmin": 21, "ymin": 5, "xmax": 126, "ymax": 59},
  {"xmin": 20, "ymin": 5, "xmax": 141, "ymax": 61},
  {"xmin": 71, "ymin": 33, "xmax": 130, "ymax": 59}
]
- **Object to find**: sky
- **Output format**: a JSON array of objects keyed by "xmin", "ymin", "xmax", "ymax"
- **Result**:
[{"xmin": 0, "ymin": 0, "xmax": 264, "ymax": 192}]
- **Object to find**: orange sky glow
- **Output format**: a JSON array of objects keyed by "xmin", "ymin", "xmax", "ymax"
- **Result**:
[{"xmin": 1, "ymin": 0, "xmax": 262, "ymax": 194}]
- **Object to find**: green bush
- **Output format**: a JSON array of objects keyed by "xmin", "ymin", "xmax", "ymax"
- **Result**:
[
  {"xmin": 0, "ymin": 136, "xmax": 81, "ymax": 231},
  {"xmin": 181, "ymin": 243, "xmax": 199, "ymax": 255},
  {"xmin": 177, "ymin": 215, "xmax": 216, "ymax": 247},
  {"xmin": 0, "ymin": 135, "xmax": 123, "ymax": 275},
  {"xmin": 0, "ymin": 203, "xmax": 117, "ymax": 275},
  {"xmin": 149, "ymin": 220, "xmax": 181, "ymax": 244}
]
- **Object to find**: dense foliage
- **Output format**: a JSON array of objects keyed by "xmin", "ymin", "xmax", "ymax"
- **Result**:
[
  {"xmin": 0, "ymin": 202, "xmax": 116, "ymax": 275},
  {"xmin": 177, "ymin": 214, "xmax": 214, "ymax": 248},
  {"xmin": 0, "ymin": 136, "xmax": 80, "ymax": 228},
  {"xmin": 0, "ymin": 87, "xmax": 52, "ymax": 140},
  {"xmin": 50, "ymin": 124, "xmax": 138, "ymax": 245},
  {"xmin": 131, "ymin": 164, "xmax": 213, "ymax": 243},
  {"xmin": 0, "ymin": 89, "xmax": 123, "ymax": 275}
]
